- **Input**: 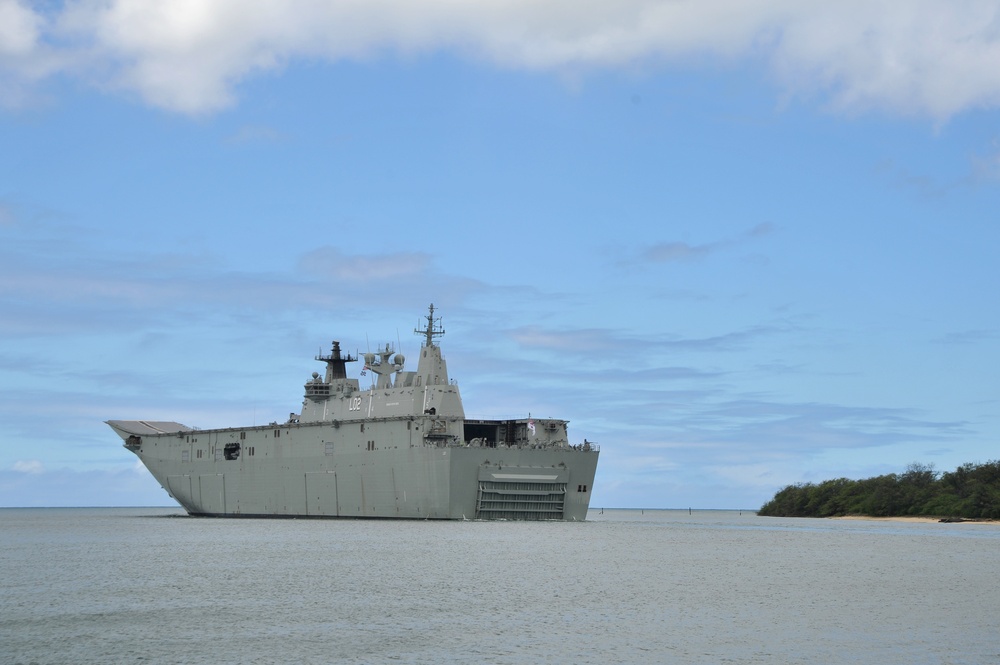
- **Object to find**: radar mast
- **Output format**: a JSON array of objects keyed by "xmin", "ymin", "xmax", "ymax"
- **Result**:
[
  {"xmin": 416, "ymin": 303, "xmax": 445, "ymax": 347},
  {"xmin": 315, "ymin": 340, "xmax": 356, "ymax": 381}
]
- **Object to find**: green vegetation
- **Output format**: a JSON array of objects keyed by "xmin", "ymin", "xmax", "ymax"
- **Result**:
[{"xmin": 758, "ymin": 461, "xmax": 1000, "ymax": 519}]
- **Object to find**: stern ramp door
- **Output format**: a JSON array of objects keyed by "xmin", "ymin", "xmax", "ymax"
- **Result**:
[{"xmin": 476, "ymin": 468, "xmax": 568, "ymax": 520}]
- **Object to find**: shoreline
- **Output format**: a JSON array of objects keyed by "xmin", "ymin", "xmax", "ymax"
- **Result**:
[{"xmin": 831, "ymin": 515, "xmax": 998, "ymax": 524}]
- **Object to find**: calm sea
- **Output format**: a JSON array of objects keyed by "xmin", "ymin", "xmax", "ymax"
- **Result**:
[{"xmin": 2, "ymin": 507, "xmax": 998, "ymax": 664}]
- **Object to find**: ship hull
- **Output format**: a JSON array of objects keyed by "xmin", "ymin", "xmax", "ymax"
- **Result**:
[{"xmin": 112, "ymin": 419, "xmax": 599, "ymax": 520}]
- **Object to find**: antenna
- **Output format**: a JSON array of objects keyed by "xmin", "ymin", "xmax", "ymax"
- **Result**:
[
  {"xmin": 363, "ymin": 333, "xmax": 374, "ymax": 389},
  {"xmin": 396, "ymin": 328, "xmax": 406, "ymax": 371},
  {"xmin": 415, "ymin": 303, "xmax": 445, "ymax": 347}
]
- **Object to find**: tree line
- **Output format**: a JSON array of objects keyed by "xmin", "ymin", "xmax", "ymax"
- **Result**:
[{"xmin": 758, "ymin": 461, "xmax": 1000, "ymax": 519}]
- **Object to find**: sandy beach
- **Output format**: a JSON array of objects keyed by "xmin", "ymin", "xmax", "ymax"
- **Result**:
[{"xmin": 831, "ymin": 515, "xmax": 997, "ymax": 524}]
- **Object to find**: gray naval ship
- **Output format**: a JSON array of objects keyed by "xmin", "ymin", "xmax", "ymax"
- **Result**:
[{"xmin": 108, "ymin": 305, "xmax": 600, "ymax": 520}]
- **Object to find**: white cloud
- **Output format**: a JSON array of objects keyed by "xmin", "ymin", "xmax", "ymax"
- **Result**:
[
  {"xmin": 0, "ymin": 464, "xmax": 173, "ymax": 506},
  {"xmin": 770, "ymin": 2, "xmax": 1000, "ymax": 118},
  {"xmin": 298, "ymin": 247, "xmax": 432, "ymax": 281},
  {"xmin": 224, "ymin": 124, "xmax": 288, "ymax": 145},
  {"xmin": 13, "ymin": 459, "xmax": 44, "ymax": 474},
  {"xmin": 971, "ymin": 139, "xmax": 1000, "ymax": 182},
  {"xmin": 642, "ymin": 223, "xmax": 775, "ymax": 264},
  {"xmin": 0, "ymin": 201, "xmax": 15, "ymax": 227},
  {"xmin": 0, "ymin": 0, "xmax": 42, "ymax": 57},
  {"xmin": 509, "ymin": 326, "xmax": 618, "ymax": 353},
  {"xmin": 643, "ymin": 240, "xmax": 720, "ymax": 263},
  {"xmin": 0, "ymin": 1, "xmax": 997, "ymax": 118},
  {"xmin": 0, "ymin": 0, "xmax": 63, "ymax": 107}
]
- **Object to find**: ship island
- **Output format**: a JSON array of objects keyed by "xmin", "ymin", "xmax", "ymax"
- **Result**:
[{"xmin": 108, "ymin": 305, "xmax": 600, "ymax": 520}]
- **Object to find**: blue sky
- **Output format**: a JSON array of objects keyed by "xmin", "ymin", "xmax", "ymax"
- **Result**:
[{"xmin": 2, "ymin": 1, "xmax": 998, "ymax": 509}]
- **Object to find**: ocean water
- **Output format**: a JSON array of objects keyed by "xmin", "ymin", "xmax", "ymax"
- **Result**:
[{"xmin": 1, "ymin": 508, "xmax": 998, "ymax": 665}]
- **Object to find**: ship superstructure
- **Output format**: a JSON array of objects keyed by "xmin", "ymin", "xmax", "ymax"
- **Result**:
[{"xmin": 108, "ymin": 305, "xmax": 599, "ymax": 520}]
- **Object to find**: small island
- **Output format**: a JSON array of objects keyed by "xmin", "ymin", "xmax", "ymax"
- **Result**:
[{"xmin": 758, "ymin": 461, "xmax": 1000, "ymax": 520}]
